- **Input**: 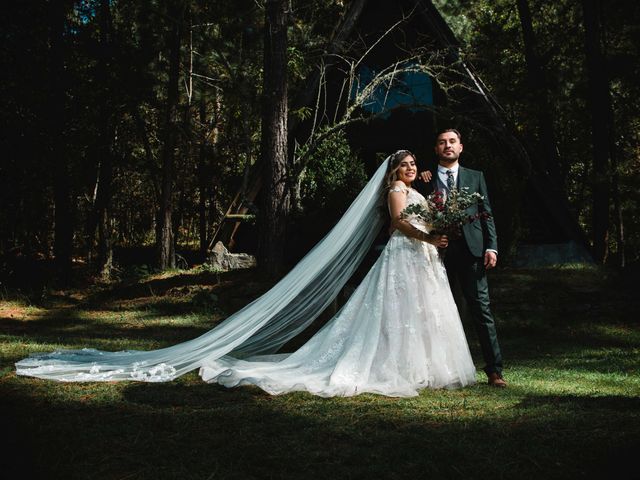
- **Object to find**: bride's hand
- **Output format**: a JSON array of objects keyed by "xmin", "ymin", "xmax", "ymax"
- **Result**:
[{"xmin": 427, "ymin": 234, "xmax": 448, "ymax": 248}]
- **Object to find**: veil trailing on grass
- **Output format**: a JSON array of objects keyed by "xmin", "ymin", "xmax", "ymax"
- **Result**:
[{"xmin": 15, "ymin": 158, "xmax": 390, "ymax": 382}]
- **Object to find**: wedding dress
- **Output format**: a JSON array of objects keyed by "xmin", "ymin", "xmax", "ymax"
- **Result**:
[
  {"xmin": 200, "ymin": 186, "xmax": 476, "ymax": 396},
  {"xmin": 16, "ymin": 157, "xmax": 476, "ymax": 397}
]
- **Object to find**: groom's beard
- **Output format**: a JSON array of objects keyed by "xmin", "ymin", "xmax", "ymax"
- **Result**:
[{"xmin": 438, "ymin": 155, "xmax": 459, "ymax": 166}]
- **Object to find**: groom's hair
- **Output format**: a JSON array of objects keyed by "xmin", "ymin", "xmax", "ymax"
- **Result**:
[{"xmin": 436, "ymin": 128, "xmax": 462, "ymax": 142}]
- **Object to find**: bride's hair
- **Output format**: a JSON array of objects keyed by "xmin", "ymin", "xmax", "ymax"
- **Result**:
[{"xmin": 385, "ymin": 149, "xmax": 416, "ymax": 190}]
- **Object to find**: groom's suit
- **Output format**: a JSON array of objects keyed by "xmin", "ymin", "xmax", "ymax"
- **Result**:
[{"xmin": 415, "ymin": 166, "xmax": 503, "ymax": 376}]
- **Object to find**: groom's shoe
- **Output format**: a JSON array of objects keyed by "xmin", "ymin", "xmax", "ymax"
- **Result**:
[{"xmin": 487, "ymin": 372, "xmax": 507, "ymax": 388}]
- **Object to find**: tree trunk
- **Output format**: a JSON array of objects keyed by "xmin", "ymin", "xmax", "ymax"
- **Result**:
[
  {"xmin": 133, "ymin": 106, "xmax": 161, "ymax": 201},
  {"xmin": 600, "ymin": 8, "xmax": 624, "ymax": 267},
  {"xmin": 97, "ymin": 208, "xmax": 114, "ymax": 279},
  {"xmin": 582, "ymin": 0, "xmax": 611, "ymax": 263},
  {"xmin": 157, "ymin": 1, "xmax": 183, "ymax": 270},
  {"xmin": 175, "ymin": 0, "xmax": 193, "ymax": 251},
  {"xmin": 259, "ymin": 0, "xmax": 290, "ymax": 277},
  {"xmin": 208, "ymin": 90, "xmax": 222, "ymax": 249},
  {"xmin": 198, "ymin": 94, "xmax": 208, "ymax": 259},
  {"xmin": 610, "ymin": 145, "xmax": 624, "ymax": 267},
  {"xmin": 49, "ymin": 0, "xmax": 73, "ymax": 281},
  {"xmin": 85, "ymin": 0, "xmax": 115, "ymax": 278},
  {"xmin": 516, "ymin": 0, "xmax": 563, "ymax": 185}
]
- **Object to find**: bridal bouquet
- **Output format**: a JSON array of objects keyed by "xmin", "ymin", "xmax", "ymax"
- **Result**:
[{"xmin": 401, "ymin": 187, "xmax": 489, "ymax": 236}]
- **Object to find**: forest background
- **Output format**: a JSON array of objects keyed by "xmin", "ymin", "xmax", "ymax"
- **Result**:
[{"xmin": 1, "ymin": 0, "xmax": 638, "ymax": 286}]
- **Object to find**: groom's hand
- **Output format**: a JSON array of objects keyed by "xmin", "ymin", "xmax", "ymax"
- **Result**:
[
  {"xmin": 419, "ymin": 170, "xmax": 433, "ymax": 183},
  {"xmin": 484, "ymin": 251, "xmax": 497, "ymax": 269}
]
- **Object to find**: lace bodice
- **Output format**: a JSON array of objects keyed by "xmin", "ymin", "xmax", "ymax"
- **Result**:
[{"xmin": 388, "ymin": 185, "xmax": 430, "ymax": 233}]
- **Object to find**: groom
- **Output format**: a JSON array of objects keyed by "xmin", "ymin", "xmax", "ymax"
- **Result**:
[{"xmin": 417, "ymin": 129, "xmax": 506, "ymax": 387}]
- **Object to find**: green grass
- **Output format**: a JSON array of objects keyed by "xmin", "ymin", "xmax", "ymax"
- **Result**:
[{"xmin": 1, "ymin": 267, "xmax": 638, "ymax": 479}]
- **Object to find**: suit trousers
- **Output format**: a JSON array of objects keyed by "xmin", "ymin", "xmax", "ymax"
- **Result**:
[{"xmin": 443, "ymin": 238, "xmax": 503, "ymax": 376}]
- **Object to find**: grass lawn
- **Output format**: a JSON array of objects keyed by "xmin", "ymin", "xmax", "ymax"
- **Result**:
[{"xmin": 1, "ymin": 265, "xmax": 638, "ymax": 479}]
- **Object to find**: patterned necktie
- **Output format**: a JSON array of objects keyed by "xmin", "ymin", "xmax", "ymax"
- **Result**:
[{"xmin": 446, "ymin": 170, "xmax": 455, "ymax": 191}]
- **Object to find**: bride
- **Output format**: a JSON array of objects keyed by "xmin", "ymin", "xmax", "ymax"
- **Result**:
[{"xmin": 16, "ymin": 150, "xmax": 477, "ymax": 397}]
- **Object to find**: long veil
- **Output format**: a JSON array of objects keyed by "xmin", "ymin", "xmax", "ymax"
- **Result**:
[{"xmin": 16, "ymin": 158, "xmax": 391, "ymax": 382}]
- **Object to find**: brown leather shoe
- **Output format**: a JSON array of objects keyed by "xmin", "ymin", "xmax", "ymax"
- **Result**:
[{"xmin": 487, "ymin": 372, "xmax": 507, "ymax": 388}]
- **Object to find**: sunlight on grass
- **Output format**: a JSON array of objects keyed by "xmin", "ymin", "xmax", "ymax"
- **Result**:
[
  {"xmin": 505, "ymin": 366, "xmax": 640, "ymax": 397},
  {"xmin": 553, "ymin": 262, "xmax": 600, "ymax": 271},
  {"xmin": 588, "ymin": 324, "xmax": 640, "ymax": 343},
  {"xmin": 0, "ymin": 301, "xmax": 48, "ymax": 319}
]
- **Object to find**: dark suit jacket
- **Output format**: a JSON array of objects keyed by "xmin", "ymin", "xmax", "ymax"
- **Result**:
[{"xmin": 415, "ymin": 166, "xmax": 498, "ymax": 258}]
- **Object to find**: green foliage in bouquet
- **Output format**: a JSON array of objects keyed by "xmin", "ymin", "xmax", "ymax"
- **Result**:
[{"xmin": 401, "ymin": 187, "xmax": 489, "ymax": 235}]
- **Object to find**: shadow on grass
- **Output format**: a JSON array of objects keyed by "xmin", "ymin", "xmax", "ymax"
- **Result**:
[
  {"xmin": 1, "ymin": 380, "xmax": 638, "ymax": 480},
  {"xmin": 84, "ymin": 268, "xmax": 267, "ymax": 305}
]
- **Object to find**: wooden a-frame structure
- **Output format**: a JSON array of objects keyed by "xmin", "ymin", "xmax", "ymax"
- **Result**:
[{"xmin": 211, "ymin": 0, "xmax": 590, "ymax": 259}]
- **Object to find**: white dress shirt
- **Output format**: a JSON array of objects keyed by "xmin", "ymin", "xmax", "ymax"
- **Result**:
[{"xmin": 437, "ymin": 164, "xmax": 459, "ymax": 192}]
